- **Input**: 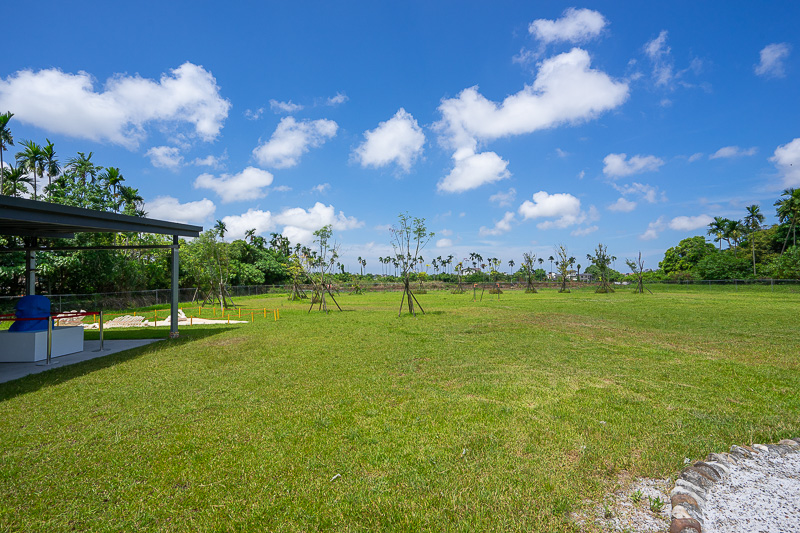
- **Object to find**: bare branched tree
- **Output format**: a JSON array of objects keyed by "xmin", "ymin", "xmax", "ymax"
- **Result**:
[{"xmin": 625, "ymin": 251, "xmax": 651, "ymax": 294}]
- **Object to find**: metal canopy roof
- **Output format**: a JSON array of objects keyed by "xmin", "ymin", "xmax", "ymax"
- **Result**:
[{"xmin": 0, "ymin": 196, "xmax": 202, "ymax": 239}]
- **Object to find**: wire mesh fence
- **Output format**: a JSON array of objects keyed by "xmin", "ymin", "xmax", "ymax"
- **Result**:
[{"xmin": 1, "ymin": 278, "xmax": 798, "ymax": 314}]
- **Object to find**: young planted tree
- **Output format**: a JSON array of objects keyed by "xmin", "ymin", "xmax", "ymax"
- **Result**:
[
  {"xmin": 555, "ymin": 245, "xmax": 574, "ymax": 293},
  {"xmin": 587, "ymin": 243, "xmax": 616, "ymax": 293},
  {"xmin": 287, "ymin": 253, "xmax": 307, "ymax": 301},
  {"xmin": 390, "ymin": 213, "xmax": 433, "ymax": 316},
  {"xmin": 521, "ymin": 252, "xmax": 538, "ymax": 293},
  {"xmin": 308, "ymin": 225, "xmax": 342, "ymax": 313},
  {"xmin": 626, "ymin": 251, "xmax": 650, "ymax": 294},
  {"xmin": 184, "ymin": 227, "xmax": 233, "ymax": 312},
  {"xmin": 453, "ymin": 261, "xmax": 465, "ymax": 293}
]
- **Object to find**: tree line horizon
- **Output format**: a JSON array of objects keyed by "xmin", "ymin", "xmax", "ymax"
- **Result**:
[{"xmin": 1, "ymin": 111, "xmax": 799, "ymax": 298}]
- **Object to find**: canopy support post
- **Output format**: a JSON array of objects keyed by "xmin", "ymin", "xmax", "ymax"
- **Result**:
[
  {"xmin": 170, "ymin": 235, "xmax": 180, "ymax": 339},
  {"xmin": 25, "ymin": 237, "xmax": 37, "ymax": 296}
]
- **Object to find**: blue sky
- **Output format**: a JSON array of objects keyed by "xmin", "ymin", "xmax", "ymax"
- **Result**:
[{"xmin": 2, "ymin": 1, "xmax": 799, "ymax": 272}]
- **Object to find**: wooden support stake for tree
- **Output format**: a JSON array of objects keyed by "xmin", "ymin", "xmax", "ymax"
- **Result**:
[{"xmin": 409, "ymin": 290, "xmax": 425, "ymax": 314}]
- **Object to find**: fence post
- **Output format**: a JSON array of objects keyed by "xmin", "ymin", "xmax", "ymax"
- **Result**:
[{"xmin": 97, "ymin": 310, "xmax": 105, "ymax": 351}]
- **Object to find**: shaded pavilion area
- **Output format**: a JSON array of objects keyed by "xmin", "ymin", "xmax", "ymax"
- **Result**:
[{"xmin": 0, "ymin": 196, "xmax": 202, "ymax": 337}]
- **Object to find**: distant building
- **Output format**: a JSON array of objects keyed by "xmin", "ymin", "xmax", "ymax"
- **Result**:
[{"xmin": 578, "ymin": 272, "xmax": 594, "ymax": 282}]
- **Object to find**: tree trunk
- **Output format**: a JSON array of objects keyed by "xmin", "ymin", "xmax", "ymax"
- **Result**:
[{"xmin": 405, "ymin": 277, "xmax": 415, "ymax": 315}]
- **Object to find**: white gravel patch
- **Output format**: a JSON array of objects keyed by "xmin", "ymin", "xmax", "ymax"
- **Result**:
[{"xmin": 704, "ymin": 450, "xmax": 800, "ymax": 533}]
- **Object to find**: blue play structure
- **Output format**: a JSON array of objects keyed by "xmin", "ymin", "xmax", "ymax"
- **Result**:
[{"xmin": 9, "ymin": 295, "xmax": 51, "ymax": 332}]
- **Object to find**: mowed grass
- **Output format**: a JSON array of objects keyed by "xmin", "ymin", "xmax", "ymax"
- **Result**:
[{"xmin": 1, "ymin": 288, "xmax": 798, "ymax": 532}]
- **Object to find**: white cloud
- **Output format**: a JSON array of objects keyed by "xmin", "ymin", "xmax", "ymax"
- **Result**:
[
  {"xmin": 439, "ymin": 228, "xmax": 453, "ymax": 237},
  {"xmin": 0, "ymin": 63, "xmax": 230, "ymax": 148},
  {"xmin": 608, "ymin": 197, "xmax": 637, "ymax": 212},
  {"xmin": 274, "ymin": 202, "xmax": 363, "ymax": 244},
  {"xmin": 326, "ymin": 92, "xmax": 349, "ymax": 106},
  {"xmin": 312, "ymin": 183, "xmax": 330, "ymax": 194},
  {"xmin": 252, "ymin": 117, "xmax": 337, "ymax": 168},
  {"xmin": 669, "ymin": 214, "xmax": 713, "ymax": 231},
  {"xmin": 518, "ymin": 191, "xmax": 584, "ymax": 229},
  {"xmin": 755, "ymin": 43, "xmax": 791, "ymax": 78},
  {"xmin": 613, "ymin": 182, "xmax": 665, "ymax": 203},
  {"xmin": 771, "ymin": 138, "xmax": 800, "ymax": 187},
  {"xmin": 688, "ymin": 152, "xmax": 704, "ymax": 162},
  {"xmin": 273, "ymin": 185, "xmax": 292, "ymax": 192},
  {"xmin": 269, "ymin": 99, "xmax": 303, "ymax": 113},
  {"xmin": 644, "ymin": 30, "xmax": 673, "ymax": 87},
  {"xmin": 603, "ymin": 153, "xmax": 664, "ymax": 178},
  {"xmin": 709, "ymin": 146, "xmax": 758, "ymax": 159},
  {"xmin": 528, "ymin": 8, "xmax": 607, "ymax": 44},
  {"xmin": 434, "ymin": 48, "xmax": 627, "ymax": 193},
  {"xmin": 145, "ymin": 146, "xmax": 183, "ymax": 170},
  {"xmin": 643, "ymin": 31, "xmax": 704, "ymax": 90},
  {"xmin": 193, "ymin": 166, "xmax": 274, "ymax": 203},
  {"xmin": 145, "ymin": 196, "xmax": 215, "ymax": 224},
  {"xmin": 191, "ymin": 153, "xmax": 226, "ymax": 169},
  {"xmin": 640, "ymin": 217, "xmax": 666, "ymax": 240},
  {"xmin": 436, "ymin": 238, "xmax": 453, "ymax": 248},
  {"xmin": 221, "ymin": 202, "xmax": 362, "ymax": 243},
  {"xmin": 571, "ymin": 225, "xmax": 598, "ymax": 236},
  {"xmin": 436, "ymin": 49, "xmax": 628, "ymax": 151},
  {"xmin": 353, "ymin": 108, "xmax": 425, "ymax": 171},
  {"xmin": 489, "ymin": 187, "xmax": 517, "ymax": 207},
  {"xmin": 555, "ymin": 148, "xmax": 569, "ymax": 158},
  {"xmin": 479, "ymin": 212, "xmax": 515, "ymax": 236},
  {"xmin": 437, "ymin": 149, "xmax": 510, "ymax": 193},
  {"xmin": 221, "ymin": 209, "xmax": 275, "ymax": 240},
  {"xmin": 245, "ymin": 108, "xmax": 264, "ymax": 120}
]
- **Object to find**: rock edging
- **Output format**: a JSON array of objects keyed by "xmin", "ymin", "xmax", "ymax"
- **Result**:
[{"xmin": 668, "ymin": 438, "xmax": 800, "ymax": 533}]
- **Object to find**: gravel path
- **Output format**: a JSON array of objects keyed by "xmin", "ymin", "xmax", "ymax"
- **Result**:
[{"xmin": 703, "ymin": 449, "xmax": 800, "ymax": 533}]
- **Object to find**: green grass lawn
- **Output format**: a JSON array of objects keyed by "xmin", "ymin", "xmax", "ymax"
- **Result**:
[{"xmin": 1, "ymin": 288, "xmax": 798, "ymax": 532}]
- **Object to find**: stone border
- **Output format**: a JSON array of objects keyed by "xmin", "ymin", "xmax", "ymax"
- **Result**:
[{"xmin": 669, "ymin": 438, "xmax": 800, "ymax": 533}]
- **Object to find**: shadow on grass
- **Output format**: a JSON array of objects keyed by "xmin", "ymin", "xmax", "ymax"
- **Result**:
[{"xmin": 0, "ymin": 326, "xmax": 233, "ymax": 402}]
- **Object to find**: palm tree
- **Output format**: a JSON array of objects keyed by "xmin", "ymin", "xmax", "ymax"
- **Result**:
[
  {"xmin": 245, "ymin": 228, "xmax": 256, "ymax": 244},
  {"xmin": 118, "ymin": 185, "xmax": 144, "ymax": 215},
  {"xmin": 1, "ymin": 165, "xmax": 31, "ymax": 197},
  {"xmin": 744, "ymin": 204, "xmax": 765, "ymax": 275},
  {"xmin": 577, "ymin": 263, "xmax": 582, "ymax": 281},
  {"xmin": 214, "ymin": 219, "xmax": 227, "ymax": 241},
  {"xmin": 707, "ymin": 216, "xmax": 728, "ymax": 250},
  {"xmin": 548, "ymin": 255, "xmax": 554, "ymax": 274},
  {"xmin": 726, "ymin": 219, "xmax": 746, "ymax": 257},
  {"xmin": 357, "ymin": 256, "xmax": 364, "ymax": 276},
  {"xmin": 508, "ymin": 259, "xmax": 515, "ymax": 276},
  {"xmin": 41, "ymin": 139, "xmax": 60, "ymax": 200},
  {"xmin": 775, "ymin": 188, "xmax": 800, "ymax": 254},
  {"xmin": 99, "ymin": 167, "xmax": 124, "ymax": 210},
  {"xmin": 16, "ymin": 140, "xmax": 44, "ymax": 200},
  {"xmin": 0, "ymin": 112, "xmax": 14, "ymax": 194},
  {"xmin": 67, "ymin": 151, "xmax": 101, "ymax": 185}
]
